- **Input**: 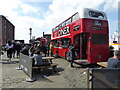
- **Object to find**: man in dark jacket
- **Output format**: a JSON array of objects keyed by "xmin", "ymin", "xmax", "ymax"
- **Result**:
[
  {"xmin": 16, "ymin": 41, "xmax": 22, "ymax": 58},
  {"xmin": 69, "ymin": 44, "xmax": 77, "ymax": 67}
]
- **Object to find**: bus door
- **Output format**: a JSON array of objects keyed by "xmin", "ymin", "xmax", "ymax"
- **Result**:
[
  {"xmin": 79, "ymin": 33, "xmax": 88, "ymax": 59},
  {"xmin": 74, "ymin": 33, "xmax": 88, "ymax": 59}
]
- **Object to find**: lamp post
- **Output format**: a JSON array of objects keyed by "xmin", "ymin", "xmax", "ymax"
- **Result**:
[{"xmin": 29, "ymin": 28, "xmax": 32, "ymax": 43}]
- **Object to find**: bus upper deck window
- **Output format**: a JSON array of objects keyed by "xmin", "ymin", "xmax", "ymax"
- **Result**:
[
  {"xmin": 62, "ymin": 22, "xmax": 66, "ymax": 27},
  {"xmin": 89, "ymin": 11, "xmax": 104, "ymax": 19},
  {"xmin": 58, "ymin": 24, "xmax": 62, "ymax": 29},
  {"xmin": 65, "ymin": 18, "xmax": 71, "ymax": 25},
  {"xmin": 72, "ymin": 13, "xmax": 79, "ymax": 22}
]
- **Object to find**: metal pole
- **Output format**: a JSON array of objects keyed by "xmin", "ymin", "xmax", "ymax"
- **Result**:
[
  {"xmin": 29, "ymin": 28, "xmax": 32, "ymax": 43},
  {"xmin": 43, "ymin": 32, "xmax": 44, "ymax": 38}
]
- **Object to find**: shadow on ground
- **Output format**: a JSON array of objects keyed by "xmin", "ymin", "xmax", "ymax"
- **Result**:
[
  {"xmin": 73, "ymin": 63, "xmax": 101, "ymax": 68},
  {"xmin": 33, "ymin": 67, "xmax": 64, "ymax": 82},
  {"xmin": 1, "ymin": 59, "xmax": 19, "ymax": 64}
]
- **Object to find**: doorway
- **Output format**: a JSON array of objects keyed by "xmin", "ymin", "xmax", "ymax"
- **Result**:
[{"xmin": 74, "ymin": 33, "xmax": 88, "ymax": 59}]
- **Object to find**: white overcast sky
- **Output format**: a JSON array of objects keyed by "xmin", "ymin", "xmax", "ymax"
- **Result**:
[{"xmin": 0, "ymin": 0, "xmax": 119, "ymax": 43}]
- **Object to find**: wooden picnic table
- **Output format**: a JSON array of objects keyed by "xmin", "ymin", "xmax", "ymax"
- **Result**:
[{"xmin": 42, "ymin": 57, "xmax": 55, "ymax": 64}]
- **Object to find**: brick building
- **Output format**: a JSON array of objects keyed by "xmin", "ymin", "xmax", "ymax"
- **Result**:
[{"xmin": 0, "ymin": 15, "xmax": 15, "ymax": 45}]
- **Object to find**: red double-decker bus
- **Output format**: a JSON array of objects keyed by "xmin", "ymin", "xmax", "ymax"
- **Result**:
[{"xmin": 51, "ymin": 8, "xmax": 109, "ymax": 64}]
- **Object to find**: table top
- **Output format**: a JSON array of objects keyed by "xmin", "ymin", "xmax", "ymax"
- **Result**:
[{"xmin": 97, "ymin": 62, "xmax": 107, "ymax": 68}]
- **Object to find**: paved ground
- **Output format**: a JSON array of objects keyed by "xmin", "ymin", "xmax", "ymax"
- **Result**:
[{"xmin": 1, "ymin": 53, "xmax": 89, "ymax": 89}]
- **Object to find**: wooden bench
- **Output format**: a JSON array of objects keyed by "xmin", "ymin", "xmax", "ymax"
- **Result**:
[{"xmin": 32, "ymin": 63, "xmax": 58, "ymax": 73}]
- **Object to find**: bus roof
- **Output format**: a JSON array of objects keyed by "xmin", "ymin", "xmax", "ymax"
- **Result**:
[{"xmin": 78, "ymin": 8, "xmax": 107, "ymax": 20}]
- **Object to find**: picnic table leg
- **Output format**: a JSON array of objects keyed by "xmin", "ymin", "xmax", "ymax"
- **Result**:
[{"xmin": 50, "ymin": 59, "xmax": 53, "ymax": 64}]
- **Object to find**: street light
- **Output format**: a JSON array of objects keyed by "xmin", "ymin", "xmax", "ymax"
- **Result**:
[{"xmin": 29, "ymin": 28, "xmax": 32, "ymax": 42}]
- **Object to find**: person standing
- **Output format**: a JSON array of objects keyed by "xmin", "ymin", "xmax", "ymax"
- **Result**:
[
  {"xmin": 16, "ymin": 41, "xmax": 22, "ymax": 58},
  {"xmin": 11, "ymin": 40, "xmax": 16, "ymax": 58},
  {"xmin": 109, "ymin": 46, "xmax": 114, "ymax": 57},
  {"xmin": 5, "ymin": 41, "xmax": 13, "ymax": 62},
  {"xmin": 43, "ymin": 45, "xmax": 47, "ymax": 57},
  {"xmin": 46, "ymin": 43, "xmax": 50, "ymax": 56},
  {"xmin": 69, "ymin": 44, "xmax": 77, "ymax": 67},
  {"xmin": 107, "ymin": 50, "xmax": 120, "ymax": 68},
  {"xmin": 50, "ymin": 42, "xmax": 54, "ymax": 57}
]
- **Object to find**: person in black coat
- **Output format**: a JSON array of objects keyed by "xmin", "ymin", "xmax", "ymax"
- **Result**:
[
  {"xmin": 109, "ymin": 46, "xmax": 114, "ymax": 57},
  {"xmin": 16, "ymin": 41, "xmax": 22, "ymax": 58},
  {"xmin": 21, "ymin": 45, "xmax": 29, "ymax": 56},
  {"xmin": 43, "ymin": 45, "xmax": 47, "ymax": 57},
  {"xmin": 5, "ymin": 41, "xmax": 13, "ymax": 62}
]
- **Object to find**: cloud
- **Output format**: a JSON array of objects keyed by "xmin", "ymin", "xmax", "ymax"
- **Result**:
[
  {"xmin": 18, "ymin": 3, "xmax": 40, "ymax": 14},
  {"xmin": 44, "ymin": 0, "xmax": 117, "ymax": 31},
  {"xmin": 103, "ymin": 0, "xmax": 119, "ymax": 12},
  {"xmin": 44, "ymin": 0, "xmax": 118, "ymax": 39},
  {"xmin": 0, "ymin": 0, "xmax": 42, "ymax": 43},
  {"xmin": 21, "ymin": 0, "xmax": 53, "ymax": 2}
]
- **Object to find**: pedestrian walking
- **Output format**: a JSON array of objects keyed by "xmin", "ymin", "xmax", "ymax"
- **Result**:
[
  {"xmin": 5, "ymin": 41, "xmax": 13, "ymax": 62},
  {"xmin": 11, "ymin": 40, "xmax": 16, "ymax": 58}
]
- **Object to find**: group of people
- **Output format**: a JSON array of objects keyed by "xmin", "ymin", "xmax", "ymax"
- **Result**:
[
  {"xmin": 5, "ymin": 40, "xmax": 54, "ymax": 63},
  {"xmin": 20, "ymin": 42, "xmax": 54, "ymax": 57},
  {"xmin": 20, "ymin": 42, "xmax": 54, "ymax": 66},
  {"xmin": 5, "ymin": 40, "xmax": 22, "ymax": 62}
]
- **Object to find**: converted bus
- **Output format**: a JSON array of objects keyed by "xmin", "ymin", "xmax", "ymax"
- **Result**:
[{"xmin": 51, "ymin": 8, "xmax": 109, "ymax": 64}]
